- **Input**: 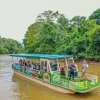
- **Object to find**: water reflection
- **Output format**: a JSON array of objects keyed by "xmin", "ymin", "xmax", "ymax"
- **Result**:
[
  {"xmin": 0, "ymin": 55, "xmax": 100, "ymax": 100},
  {"xmin": 12, "ymin": 73, "xmax": 96, "ymax": 100}
]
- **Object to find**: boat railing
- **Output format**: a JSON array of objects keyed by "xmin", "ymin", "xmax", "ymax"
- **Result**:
[{"xmin": 61, "ymin": 74, "xmax": 86, "ymax": 82}]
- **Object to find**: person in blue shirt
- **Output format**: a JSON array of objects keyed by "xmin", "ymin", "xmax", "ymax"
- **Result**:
[
  {"xmin": 69, "ymin": 63, "xmax": 76, "ymax": 80},
  {"xmin": 27, "ymin": 61, "xmax": 31, "ymax": 68}
]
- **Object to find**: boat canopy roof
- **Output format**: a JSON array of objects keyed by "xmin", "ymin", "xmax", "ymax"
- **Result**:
[{"xmin": 10, "ymin": 54, "xmax": 73, "ymax": 59}]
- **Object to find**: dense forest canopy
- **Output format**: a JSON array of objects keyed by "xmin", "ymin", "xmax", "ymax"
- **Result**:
[
  {"xmin": 23, "ymin": 9, "xmax": 100, "ymax": 61},
  {"xmin": 0, "ymin": 37, "xmax": 23, "ymax": 54}
]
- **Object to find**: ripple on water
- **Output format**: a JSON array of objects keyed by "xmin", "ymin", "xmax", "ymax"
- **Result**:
[{"xmin": 90, "ymin": 88, "xmax": 100, "ymax": 96}]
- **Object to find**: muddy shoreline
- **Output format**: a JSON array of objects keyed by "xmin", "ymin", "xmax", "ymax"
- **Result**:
[
  {"xmin": 87, "ymin": 61, "xmax": 100, "ymax": 66},
  {"xmin": 76, "ymin": 60, "xmax": 100, "ymax": 66}
]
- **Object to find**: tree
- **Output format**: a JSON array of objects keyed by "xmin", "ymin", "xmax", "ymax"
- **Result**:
[
  {"xmin": 36, "ymin": 10, "xmax": 60, "ymax": 22},
  {"xmin": 23, "ymin": 9, "xmax": 100, "ymax": 61},
  {"xmin": 79, "ymin": 19, "xmax": 97, "ymax": 35},
  {"xmin": 0, "ymin": 38, "xmax": 22, "ymax": 54},
  {"xmin": 57, "ymin": 14, "xmax": 69, "ymax": 30},
  {"xmin": 35, "ymin": 21, "xmax": 63, "ymax": 53},
  {"xmin": 89, "ymin": 9, "xmax": 100, "ymax": 19},
  {"xmin": 70, "ymin": 16, "xmax": 86, "ymax": 28},
  {"xmin": 23, "ymin": 22, "xmax": 43, "ymax": 53},
  {"xmin": 89, "ymin": 9, "xmax": 100, "ymax": 24},
  {"xmin": 88, "ymin": 26, "xmax": 100, "ymax": 55}
]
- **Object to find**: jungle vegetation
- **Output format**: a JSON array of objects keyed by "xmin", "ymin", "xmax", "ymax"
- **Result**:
[
  {"xmin": 0, "ymin": 37, "xmax": 23, "ymax": 54},
  {"xmin": 23, "ymin": 9, "xmax": 100, "ymax": 61}
]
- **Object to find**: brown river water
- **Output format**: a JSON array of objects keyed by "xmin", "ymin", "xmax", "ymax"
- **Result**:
[{"xmin": 0, "ymin": 55, "xmax": 100, "ymax": 100}]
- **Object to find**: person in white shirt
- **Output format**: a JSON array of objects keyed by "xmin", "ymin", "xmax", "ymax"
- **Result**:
[{"xmin": 82, "ymin": 60, "xmax": 88, "ymax": 78}]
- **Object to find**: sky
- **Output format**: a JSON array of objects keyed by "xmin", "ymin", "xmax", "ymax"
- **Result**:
[{"xmin": 0, "ymin": 0, "xmax": 100, "ymax": 43}]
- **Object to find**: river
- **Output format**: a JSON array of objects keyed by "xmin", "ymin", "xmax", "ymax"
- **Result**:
[{"xmin": 0, "ymin": 55, "xmax": 100, "ymax": 100}]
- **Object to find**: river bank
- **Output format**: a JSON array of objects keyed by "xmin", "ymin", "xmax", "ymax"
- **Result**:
[{"xmin": 76, "ymin": 60, "xmax": 100, "ymax": 66}]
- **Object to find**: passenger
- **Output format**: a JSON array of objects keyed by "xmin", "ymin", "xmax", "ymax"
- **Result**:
[
  {"xmin": 69, "ymin": 63, "xmax": 76, "ymax": 80},
  {"xmin": 51, "ymin": 64, "xmax": 57, "ymax": 71},
  {"xmin": 36, "ymin": 64, "xmax": 40, "ymax": 70},
  {"xmin": 81, "ymin": 60, "xmax": 88, "ymax": 78},
  {"xmin": 53, "ymin": 65, "xmax": 57, "ymax": 71},
  {"xmin": 61, "ymin": 68, "xmax": 65, "ymax": 76},
  {"xmin": 19, "ymin": 58, "xmax": 23, "ymax": 66},
  {"xmin": 51, "ymin": 61, "xmax": 58, "ymax": 71},
  {"xmin": 27, "ymin": 61, "xmax": 31, "ymax": 68},
  {"xmin": 74, "ymin": 64, "xmax": 78, "ymax": 78},
  {"xmin": 23, "ymin": 59, "xmax": 27, "ymax": 67},
  {"xmin": 43, "ymin": 64, "xmax": 47, "ymax": 71},
  {"xmin": 33, "ymin": 64, "xmax": 36, "ymax": 69},
  {"xmin": 32, "ymin": 62, "xmax": 36, "ymax": 69},
  {"xmin": 24, "ymin": 61, "xmax": 27, "ymax": 67}
]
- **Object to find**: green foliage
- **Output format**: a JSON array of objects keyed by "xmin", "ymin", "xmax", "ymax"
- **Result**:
[
  {"xmin": 89, "ymin": 9, "xmax": 100, "ymax": 19},
  {"xmin": 34, "ymin": 21, "xmax": 62, "ymax": 53},
  {"xmin": 88, "ymin": 26, "xmax": 100, "ymax": 55},
  {"xmin": 89, "ymin": 9, "xmax": 100, "ymax": 24},
  {"xmin": 0, "ymin": 37, "xmax": 23, "ymax": 54},
  {"xmin": 71, "ymin": 16, "xmax": 86, "ymax": 28},
  {"xmin": 23, "ymin": 9, "xmax": 100, "ymax": 61},
  {"xmin": 23, "ymin": 22, "xmax": 43, "ymax": 53},
  {"xmin": 36, "ymin": 10, "xmax": 59, "ymax": 22},
  {"xmin": 57, "ymin": 14, "xmax": 69, "ymax": 30}
]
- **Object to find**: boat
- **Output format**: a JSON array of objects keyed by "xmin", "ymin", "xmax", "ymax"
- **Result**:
[{"xmin": 10, "ymin": 54, "xmax": 100, "ymax": 94}]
